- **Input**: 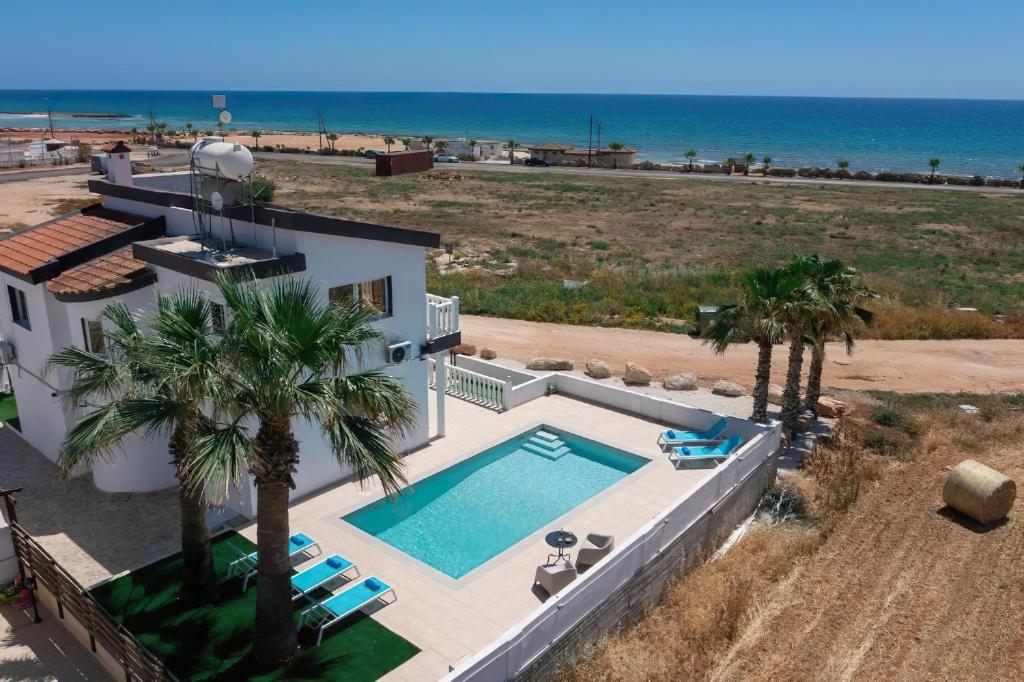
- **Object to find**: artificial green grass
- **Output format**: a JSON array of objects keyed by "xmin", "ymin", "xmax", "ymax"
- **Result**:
[
  {"xmin": 0, "ymin": 392, "xmax": 19, "ymax": 431},
  {"xmin": 90, "ymin": 532, "xmax": 419, "ymax": 681}
]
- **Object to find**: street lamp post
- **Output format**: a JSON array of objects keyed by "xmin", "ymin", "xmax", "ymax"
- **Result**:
[{"xmin": 40, "ymin": 98, "xmax": 55, "ymax": 140}]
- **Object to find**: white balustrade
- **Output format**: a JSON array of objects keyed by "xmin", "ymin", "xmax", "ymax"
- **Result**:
[
  {"xmin": 429, "ymin": 357, "xmax": 507, "ymax": 411},
  {"xmin": 427, "ymin": 294, "xmax": 460, "ymax": 339}
]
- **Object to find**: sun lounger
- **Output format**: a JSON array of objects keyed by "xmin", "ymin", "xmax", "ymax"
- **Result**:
[
  {"xmin": 291, "ymin": 554, "xmax": 359, "ymax": 601},
  {"xmin": 657, "ymin": 417, "xmax": 728, "ymax": 450},
  {"xmin": 298, "ymin": 576, "xmax": 396, "ymax": 646},
  {"xmin": 669, "ymin": 435, "xmax": 744, "ymax": 467},
  {"xmin": 228, "ymin": 531, "xmax": 322, "ymax": 590}
]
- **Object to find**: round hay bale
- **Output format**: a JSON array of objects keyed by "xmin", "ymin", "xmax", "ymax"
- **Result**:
[{"xmin": 942, "ymin": 459, "xmax": 1016, "ymax": 525}]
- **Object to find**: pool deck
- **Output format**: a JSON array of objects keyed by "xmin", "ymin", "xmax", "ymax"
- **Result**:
[{"xmin": 232, "ymin": 392, "xmax": 713, "ymax": 681}]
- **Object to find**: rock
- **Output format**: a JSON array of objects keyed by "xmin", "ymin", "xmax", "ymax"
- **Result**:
[
  {"xmin": 663, "ymin": 373, "xmax": 698, "ymax": 391},
  {"xmin": 451, "ymin": 343, "xmax": 476, "ymax": 356},
  {"xmin": 480, "ymin": 348, "xmax": 497, "ymax": 360},
  {"xmin": 526, "ymin": 357, "xmax": 574, "ymax": 371},
  {"xmin": 816, "ymin": 396, "xmax": 847, "ymax": 418},
  {"xmin": 767, "ymin": 384, "xmax": 785, "ymax": 405},
  {"xmin": 585, "ymin": 359, "xmax": 611, "ymax": 379},
  {"xmin": 623, "ymin": 362, "xmax": 652, "ymax": 386},
  {"xmin": 712, "ymin": 379, "xmax": 745, "ymax": 397}
]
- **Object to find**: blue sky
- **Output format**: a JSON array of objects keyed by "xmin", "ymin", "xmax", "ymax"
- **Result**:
[{"xmin": 6, "ymin": 1, "xmax": 1021, "ymax": 99}]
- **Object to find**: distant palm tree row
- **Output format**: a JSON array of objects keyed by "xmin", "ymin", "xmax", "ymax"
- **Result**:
[
  {"xmin": 705, "ymin": 255, "xmax": 873, "ymax": 434},
  {"xmin": 48, "ymin": 276, "xmax": 416, "ymax": 665}
]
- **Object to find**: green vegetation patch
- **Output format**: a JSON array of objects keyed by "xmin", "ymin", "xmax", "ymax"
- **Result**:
[
  {"xmin": 91, "ymin": 532, "xmax": 418, "ymax": 681},
  {"xmin": 0, "ymin": 392, "xmax": 19, "ymax": 431}
]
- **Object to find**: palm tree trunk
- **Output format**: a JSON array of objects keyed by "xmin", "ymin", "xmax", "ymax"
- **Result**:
[
  {"xmin": 780, "ymin": 331, "xmax": 805, "ymax": 436},
  {"xmin": 170, "ymin": 422, "xmax": 218, "ymax": 605},
  {"xmin": 751, "ymin": 338, "xmax": 773, "ymax": 423},
  {"xmin": 803, "ymin": 344, "xmax": 824, "ymax": 415},
  {"xmin": 252, "ymin": 418, "xmax": 300, "ymax": 665}
]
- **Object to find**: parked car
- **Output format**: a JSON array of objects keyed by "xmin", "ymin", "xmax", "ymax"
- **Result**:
[
  {"xmin": 524, "ymin": 157, "xmax": 550, "ymax": 167},
  {"xmin": 433, "ymin": 154, "xmax": 461, "ymax": 163},
  {"xmin": 364, "ymin": 149, "xmax": 380, "ymax": 159}
]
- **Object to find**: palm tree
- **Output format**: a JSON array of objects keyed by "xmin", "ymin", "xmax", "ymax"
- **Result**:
[
  {"xmin": 837, "ymin": 159, "xmax": 850, "ymax": 172},
  {"xmin": 506, "ymin": 138, "xmax": 518, "ymax": 164},
  {"xmin": 401, "ymin": 137, "xmax": 411, "ymax": 151},
  {"xmin": 685, "ymin": 149, "xmax": 697, "ymax": 172},
  {"xmin": 201, "ymin": 276, "xmax": 418, "ymax": 664},
  {"xmin": 802, "ymin": 298, "xmax": 873, "ymax": 414},
  {"xmin": 383, "ymin": 136, "xmax": 395, "ymax": 153},
  {"xmin": 251, "ymin": 130, "xmax": 263, "ymax": 151},
  {"xmin": 46, "ymin": 292, "xmax": 228, "ymax": 604},
  {"xmin": 762, "ymin": 156, "xmax": 773, "ymax": 175},
  {"xmin": 421, "ymin": 135, "xmax": 434, "ymax": 152},
  {"xmin": 434, "ymin": 140, "xmax": 447, "ymax": 154},
  {"xmin": 468, "ymin": 138, "xmax": 478, "ymax": 160},
  {"xmin": 743, "ymin": 152, "xmax": 756, "ymax": 176},
  {"xmin": 778, "ymin": 255, "xmax": 854, "ymax": 435},
  {"xmin": 705, "ymin": 266, "xmax": 803, "ymax": 423},
  {"xmin": 928, "ymin": 157, "xmax": 941, "ymax": 182},
  {"xmin": 325, "ymin": 133, "xmax": 338, "ymax": 151},
  {"xmin": 185, "ymin": 122, "xmax": 195, "ymax": 140},
  {"xmin": 608, "ymin": 141, "xmax": 625, "ymax": 168},
  {"xmin": 725, "ymin": 157, "xmax": 737, "ymax": 175}
]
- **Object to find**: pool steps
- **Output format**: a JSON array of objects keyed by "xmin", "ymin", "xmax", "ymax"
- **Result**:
[{"xmin": 523, "ymin": 432, "xmax": 571, "ymax": 460}]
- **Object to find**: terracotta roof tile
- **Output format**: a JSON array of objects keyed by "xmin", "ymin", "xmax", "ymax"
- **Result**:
[
  {"xmin": 46, "ymin": 247, "xmax": 152, "ymax": 297},
  {"xmin": 0, "ymin": 206, "xmax": 149, "ymax": 279}
]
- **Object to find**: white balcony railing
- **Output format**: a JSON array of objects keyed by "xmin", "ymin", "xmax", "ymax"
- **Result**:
[
  {"xmin": 429, "ymin": 357, "xmax": 507, "ymax": 411},
  {"xmin": 427, "ymin": 293, "xmax": 459, "ymax": 340}
]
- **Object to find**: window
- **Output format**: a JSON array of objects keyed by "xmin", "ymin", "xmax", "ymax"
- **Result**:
[
  {"xmin": 7, "ymin": 286, "xmax": 29, "ymax": 330},
  {"xmin": 81, "ymin": 318, "xmax": 105, "ymax": 354},
  {"xmin": 328, "ymin": 277, "xmax": 392, "ymax": 319}
]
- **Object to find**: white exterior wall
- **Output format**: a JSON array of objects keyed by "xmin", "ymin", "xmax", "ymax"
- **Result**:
[{"xmin": 98, "ymin": 195, "xmax": 433, "ymax": 516}]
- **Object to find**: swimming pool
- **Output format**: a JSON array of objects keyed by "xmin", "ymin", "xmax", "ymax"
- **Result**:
[{"xmin": 343, "ymin": 426, "xmax": 648, "ymax": 579}]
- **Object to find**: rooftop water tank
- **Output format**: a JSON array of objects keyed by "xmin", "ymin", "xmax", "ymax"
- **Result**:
[{"xmin": 190, "ymin": 136, "xmax": 253, "ymax": 181}]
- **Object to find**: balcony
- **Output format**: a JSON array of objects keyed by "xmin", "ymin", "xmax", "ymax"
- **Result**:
[{"xmin": 425, "ymin": 293, "xmax": 461, "ymax": 354}]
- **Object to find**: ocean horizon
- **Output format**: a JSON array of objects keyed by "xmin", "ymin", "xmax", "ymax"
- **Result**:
[{"xmin": 1, "ymin": 89, "xmax": 1022, "ymax": 176}]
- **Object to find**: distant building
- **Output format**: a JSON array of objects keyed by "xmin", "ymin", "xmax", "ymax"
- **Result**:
[
  {"xmin": 436, "ymin": 138, "xmax": 503, "ymax": 159},
  {"xmin": 526, "ymin": 142, "xmax": 637, "ymax": 168}
]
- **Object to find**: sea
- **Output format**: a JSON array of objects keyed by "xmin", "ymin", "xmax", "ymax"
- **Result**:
[{"xmin": 1, "ymin": 90, "xmax": 1022, "ymax": 176}]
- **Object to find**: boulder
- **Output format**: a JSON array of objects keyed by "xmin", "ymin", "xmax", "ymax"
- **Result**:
[
  {"xmin": 767, "ymin": 384, "xmax": 785, "ymax": 405},
  {"xmin": 816, "ymin": 396, "xmax": 847, "ymax": 418},
  {"xmin": 623, "ymin": 362, "xmax": 652, "ymax": 386},
  {"xmin": 663, "ymin": 373, "xmax": 698, "ymax": 391},
  {"xmin": 526, "ymin": 357, "xmax": 573, "ymax": 371},
  {"xmin": 712, "ymin": 379, "xmax": 745, "ymax": 397},
  {"xmin": 451, "ymin": 343, "xmax": 476, "ymax": 356},
  {"xmin": 480, "ymin": 348, "xmax": 497, "ymax": 360},
  {"xmin": 585, "ymin": 359, "xmax": 612, "ymax": 379}
]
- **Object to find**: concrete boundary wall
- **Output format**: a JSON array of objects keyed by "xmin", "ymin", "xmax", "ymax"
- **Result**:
[{"xmin": 444, "ymin": 372, "xmax": 781, "ymax": 681}]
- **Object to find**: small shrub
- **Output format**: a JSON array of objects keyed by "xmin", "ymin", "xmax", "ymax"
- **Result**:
[
  {"xmin": 249, "ymin": 175, "xmax": 276, "ymax": 202},
  {"xmin": 587, "ymin": 240, "xmax": 611, "ymax": 250},
  {"xmin": 871, "ymin": 405, "xmax": 918, "ymax": 434}
]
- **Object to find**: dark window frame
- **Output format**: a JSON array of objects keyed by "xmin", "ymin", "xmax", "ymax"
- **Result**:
[
  {"xmin": 328, "ymin": 276, "xmax": 393, "ymax": 320},
  {"xmin": 81, "ymin": 318, "xmax": 105, "ymax": 355},
  {"xmin": 7, "ymin": 285, "xmax": 30, "ymax": 330}
]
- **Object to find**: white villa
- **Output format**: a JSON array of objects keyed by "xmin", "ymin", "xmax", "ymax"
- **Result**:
[
  {"xmin": 0, "ymin": 140, "xmax": 783, "ymax": 681},
  {"xmin": 0, "ymin": 140, "xmax": 463, "ymax": 519}
]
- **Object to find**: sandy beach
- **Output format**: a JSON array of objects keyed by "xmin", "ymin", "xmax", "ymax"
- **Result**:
[{"xmin": 0, "ymin": 128, "xmax": 395, "ymax": 152}]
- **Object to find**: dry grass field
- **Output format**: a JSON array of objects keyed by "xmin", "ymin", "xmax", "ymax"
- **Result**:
[
  {"xmin": 259, "ymin": 160, "xmax": 1024, "ymax": 338},
  {"xmin": 562, "ymin": 392, "xmax": 1024, "ymax": 681}
]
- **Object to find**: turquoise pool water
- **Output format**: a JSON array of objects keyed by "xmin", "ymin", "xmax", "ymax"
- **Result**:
[{"xmin": 343, "ymin": 426, "xmax": 648, "ymax": 579}]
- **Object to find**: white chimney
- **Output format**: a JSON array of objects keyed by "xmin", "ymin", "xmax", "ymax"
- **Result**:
[{"xmin": 104, "ymin": 140, "xmax": 134, "ymax": 186}]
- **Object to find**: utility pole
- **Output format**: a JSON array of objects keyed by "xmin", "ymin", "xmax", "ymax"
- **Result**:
[
  {"xmin": 317, "ymin": 109, "xmax": 323, "ymax": 151},
  {"xmin": 40, "ymin": 98, "xmax": 54, "ymax": 139},
  {"xmin": 596, "ymin": 121, "xmax": 602, "ymax": 152},
  {"xmin": 587, "ymin": 115, "xmax": 593, "ymax": 168}
]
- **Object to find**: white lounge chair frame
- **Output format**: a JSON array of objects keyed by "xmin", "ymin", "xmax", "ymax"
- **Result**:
[
  {"xmin": 227, "ymin": 531, "xmax": 322, "ymax": 591},
  {"xmin": 298, "ymin": 578, "xmax": 397, "ymax": 646}
]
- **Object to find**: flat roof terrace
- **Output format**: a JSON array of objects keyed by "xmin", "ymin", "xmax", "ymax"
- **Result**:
[
  {"xmin": 238, "ymin": 392, "xmax": 722, "ymax": 680},
  {"xmin": 132, "ymin": 234, "xmax": 307, "ymax": 281}
]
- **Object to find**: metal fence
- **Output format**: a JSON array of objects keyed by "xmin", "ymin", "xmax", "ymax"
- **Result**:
[{"xmin": 9, "ymin": 522, "xmax": 173, "ymax": 681}]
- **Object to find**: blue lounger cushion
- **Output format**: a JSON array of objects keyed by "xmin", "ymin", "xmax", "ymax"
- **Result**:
[
  {"xmin": 289, "ymin": 533, "xmax": 314, "ymax": 551},
  {"xmin": 663, "ymin": 418, "xmax": 728, "ymax": 443},
  {"xmin": 321, "ymin": 577, "xmax": 392, "ymax": 618},
  {"xmin": 292, "ymin": 555, "xmax": 354, "ymax": 594},
  {"xmin": 674, "ymin": 435, "xmax": 744, "ymax": 458}
]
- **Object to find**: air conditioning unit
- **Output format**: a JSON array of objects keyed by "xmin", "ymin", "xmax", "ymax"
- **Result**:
[
  {"xmin": 0, "ymin": 339, "xmax": 14, "ymax": 365},
  {"xmin": 386, "ymin": 340, "xmax": 412, "ymax": 365}
]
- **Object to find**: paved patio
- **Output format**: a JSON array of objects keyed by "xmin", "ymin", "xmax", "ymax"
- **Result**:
[
  {"xmin": 229, "ymin": 392, "xmax": 714, "ymax": 681},
  {"xmin": 0, "ymin": 425, "xmax": 181, "ymax": 588},
  {"xmin": 0, "ymin": 603, "xmax": 109, "ymax": 681}
]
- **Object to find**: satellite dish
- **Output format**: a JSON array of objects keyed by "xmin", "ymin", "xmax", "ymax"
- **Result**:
[
  {"xmin": 218, "ymin": 110, "xmax": 233, "ymax": 125},
  {"xmin": 210, "ymin": 191, "xmax": 224, "ymax": 211}
]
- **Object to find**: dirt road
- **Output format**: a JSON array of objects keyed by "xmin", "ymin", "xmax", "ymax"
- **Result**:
[{"xmin": 461, "ymin": 315, "xmax": 1024, "ymax": 393}]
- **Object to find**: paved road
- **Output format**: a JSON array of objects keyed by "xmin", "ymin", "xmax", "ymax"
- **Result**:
[
  {"xmin": 0, "ymin": 165, "xmax": 92, "ymax": 183},
  {"xmin": 246, "ymin": 150, "xmax": 1024, "ymax": 195}
]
